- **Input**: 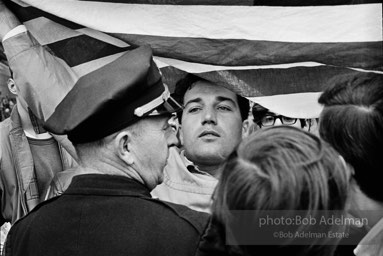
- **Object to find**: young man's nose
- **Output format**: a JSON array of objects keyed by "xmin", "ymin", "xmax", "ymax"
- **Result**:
[{"xmin": 201, "ymin": 108, "xmax": 217, "ymax": 125}]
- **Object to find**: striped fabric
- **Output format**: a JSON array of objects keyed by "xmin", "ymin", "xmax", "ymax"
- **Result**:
[{"xmin": 4, "ymin": 0, "xmax": 383, "ymax": 119}]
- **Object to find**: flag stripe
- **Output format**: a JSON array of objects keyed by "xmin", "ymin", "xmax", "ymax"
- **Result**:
[
  {"xmin": 155, "ymin": 58, "xmax": 328, "ymax": 72},
  {"xmin": 3, "ymin": 0, "xmax": 382, "ymax": 121},
  {"xmin": 247, "ymin": 92, "xmax": 323, "ymax": 119},
  {"xmin": 78, "ymin": 0, "xmax": 255, "ymax": 5},
  {"xmin": 24, "ymin": 17, "xmax": 81, "ymax": 46},
  {"xmin": 81, "ymin": 0, "xmax": 257, "ymax": 5},
  {"xmin": 20, "ymin": 1, "xmax": 382, "ymax": 42},
  {"xmin": 158, "ymin": 64, "xmax": 367, "ymax": 97},
  {"xmin": 9, "ymin": 1, "xmax": 383, "ymax": 70},
  {"xmin": 72, "ymin": 51, "xmax": 128, "ymax": 77},
  {"xmin": 23, "ymin": 16, "xmax": 130, "ymax": 48},
  {"xmin": 78, "ymin": 28, "xmax": 130, "ymax": 48},
  {"xmin": 7, "ymin": 1, "xmax": 84, "ymax": 29},
  {"xmin": 155, "ymin": 57, "xmax": 383, "ymax": 74},
  {"xmin": 45, "ymin": 35, "xmax": 131, "ymax": 67},
  {"xmin": 77, "ymin": 0, "xmax": 381, "ymax": 5},
  {"xmin": 23, "ymin": 23, "xmax": 382, "ymax": 70},
  {"xmin": 112, "ymin": 33, "xmax": 382, "ymax": 69},
  {"xmin": 184, "ymin": 66, "xmax": 363, "ymax": 96}
]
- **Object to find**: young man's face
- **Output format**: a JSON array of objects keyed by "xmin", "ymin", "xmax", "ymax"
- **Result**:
[{"xmin": 180, "ymin": 81, "xmax": 243, "ymax": 168}]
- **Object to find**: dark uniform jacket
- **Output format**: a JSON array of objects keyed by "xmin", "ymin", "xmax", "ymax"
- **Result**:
[{"xmin": 4, "ymin": 173, "xmax": 210, "ymax": 256}]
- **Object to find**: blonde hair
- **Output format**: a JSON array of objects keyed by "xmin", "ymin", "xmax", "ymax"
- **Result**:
[{"xmin": 212, "ymin": 126, "xmax": 352, "ymax": 256}]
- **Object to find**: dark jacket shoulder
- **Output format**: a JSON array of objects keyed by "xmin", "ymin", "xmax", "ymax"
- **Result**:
[{"xmin": 148, "ymin": 197, "xmax": 210, "ymax": 234}]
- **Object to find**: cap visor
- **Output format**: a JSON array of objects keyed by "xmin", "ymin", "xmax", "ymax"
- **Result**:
[{"xmin": 147, "ymin": 96, "xmax": 183, "ymax": 116}]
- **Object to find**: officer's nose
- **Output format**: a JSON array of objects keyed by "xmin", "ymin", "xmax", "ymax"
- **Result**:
[{"xmin": 168, "ymin": 114, "xmax": 179, "ymax": 133}]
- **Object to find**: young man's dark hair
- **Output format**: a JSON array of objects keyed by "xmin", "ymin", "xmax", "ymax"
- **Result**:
[
  {"xmin": 319, "ymin": 72, "xmax": 383, "ymax": 203},
  {"xmin": 172, "ymin": 74, "xmax": 249, "ymax": 122}
]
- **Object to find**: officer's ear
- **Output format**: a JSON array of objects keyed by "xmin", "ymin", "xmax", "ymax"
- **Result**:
[
  {"xmin": 7, "ymin": 78, "xmax": 17, "ymax": 95},
  {"xmin": 179, "ymin": 125, "xmax": 184, "ymax": 145},
  {"xmin": 114, "ymin": 130, "xmax": 135, "ymax": 165},
  {"xmin": 178, "ymin": 126, "xmax": 183, "ymax": 146}
]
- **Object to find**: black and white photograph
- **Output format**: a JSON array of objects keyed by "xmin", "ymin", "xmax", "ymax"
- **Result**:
[{"xmin": 0, "ymin": 0, "xmax": 382, "ymax": 255}]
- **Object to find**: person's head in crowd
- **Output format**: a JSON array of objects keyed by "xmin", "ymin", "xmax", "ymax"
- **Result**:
[
  {"xmin": 1, "ymin": 95, "xmax": 9, "ymax": 106},
  {"xmin": 8, "ymin": 98, "xmax": 14, "ymax": 109},
  {"xmin": 45, "ymin": 47, "xmax": 182, "ymax": 190},
  {"xmin": 319, "ymin": 73, "xmax": 383, "ymax": 224},
  {"xmin": 171, "ymin": 74, "xmax": 249, "ymax": 177},
  {"xmin": 240, "ymin": 101, "xmax": 259, "ymax": 138},
  {"xmin": 211, "ymin": 126, "xmax": 352, "ymax": 256},
  {"xmin": 252, "ymin": 102, "xmax": 309, "ymax": 129}
]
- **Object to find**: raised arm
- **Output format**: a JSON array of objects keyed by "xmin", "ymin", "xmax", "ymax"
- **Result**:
[{"xmin": 0, "ymin": 1, "xmax": 77, "ymax": 121}]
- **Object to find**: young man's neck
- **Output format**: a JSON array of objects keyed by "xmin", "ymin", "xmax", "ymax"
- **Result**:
[{"xmin": 195, "ymin": 163, "xmax": 224, "ymax": 179}]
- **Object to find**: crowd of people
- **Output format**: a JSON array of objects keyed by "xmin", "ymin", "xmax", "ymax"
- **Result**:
[
  {"xmin": 0, "ymin": 95, "xmax": 15, "ymax": 122},
  {"xmin": 0, "ymin": 1, "xmax": 382, "ymax": 256}
]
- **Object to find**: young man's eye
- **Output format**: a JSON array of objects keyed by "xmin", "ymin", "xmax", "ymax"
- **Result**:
[
  {"xmin": 217, "ymin": 105, "xmax": 232, "ymax": 111},
  {"xmin": 187, "ymin": 107, "xmax": 201, "ymax": 113}
]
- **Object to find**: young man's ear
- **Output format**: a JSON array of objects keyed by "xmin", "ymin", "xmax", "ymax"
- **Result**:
[
  {"xmin": 7, "ymin": 78, "xmax": 17, "ymax": 95},
  {"xmin": 114, "ymin": 131, "xmax": 134, "ymax": 165}
]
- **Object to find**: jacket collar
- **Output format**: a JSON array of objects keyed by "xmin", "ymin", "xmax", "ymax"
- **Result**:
[
  {"xmin": 9, "ymin": 104, "xmax": 22, "ymax": 128},
  {"xmin": 65, "ymin": 173, "xmax": 152, "ymax": 198},
  {"xmin": 9, "ymin": 105, "xmax": 35, "ymax": 193},
  {"xmin": 8, "ymin": 105, "xmax": 40, "ymax": 212},
  {"xmin": 180, "ymin": 150, "xmax": 215, "ymax": 177}
]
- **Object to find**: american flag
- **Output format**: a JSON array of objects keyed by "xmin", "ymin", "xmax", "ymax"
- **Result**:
[{"xmin": 2, "ymin": 0, "xmax": 382, "ymax": 120}]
